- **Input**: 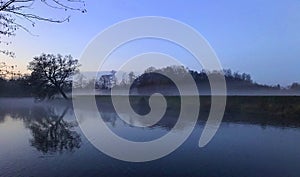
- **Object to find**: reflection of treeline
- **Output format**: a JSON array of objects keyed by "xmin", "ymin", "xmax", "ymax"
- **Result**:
[{"xmin": 95, "ymin": 95, "xmax": 300, "ymax": 129}]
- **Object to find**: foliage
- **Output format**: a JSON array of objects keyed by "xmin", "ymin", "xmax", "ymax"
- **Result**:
[
  {"xmin": 0, "ymin": 63, "xmax": 300, "ymax": 98},
  {"xmin": 131, "ymin": 66, "xmax": 254, "ymax": 88},
  {"xmin": 289, "ymin": 83, "xmax": 300, "ymax": 90},
  {"xmin": 27, "ymin": 53, "xmax": 80, "ymax": 100},
  {"xmin": 0, "ymin": 75, "xmax": 32, "ymax": 97}
]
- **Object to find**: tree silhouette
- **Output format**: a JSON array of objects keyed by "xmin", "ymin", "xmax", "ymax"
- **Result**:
[
  {"xmin": 128, "ymin": 71, "xmax": 136, "ymax": 84},
  {"xmin": 289, "ymin": 82, "xmax": 300, "ymax": 90},
  {"xmin": 28, "ymin": 53, "xmax": 80, "ymax": 100},
  {"xmin": 0, "ymin": 0, "xmax": 86, "ymax": 57}
]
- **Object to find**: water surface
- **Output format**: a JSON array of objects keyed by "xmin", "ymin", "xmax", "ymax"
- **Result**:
[{"xmin": 0, "ymin": 97, "xmax": 300, "ymax": 177}]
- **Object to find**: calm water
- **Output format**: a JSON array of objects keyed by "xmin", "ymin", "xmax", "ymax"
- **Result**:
[{"xmin": 0, "ymin": 97, "xmax": 300, "ymax": 177}]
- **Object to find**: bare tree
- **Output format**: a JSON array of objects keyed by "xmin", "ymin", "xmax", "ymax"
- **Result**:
[
  {"xmin": 28, "ymin": 53, "xmax": 80, "ymax": 100},
  {"xmin": 0, "ymin": 0, "xmax": 86, "ymax": 57}
]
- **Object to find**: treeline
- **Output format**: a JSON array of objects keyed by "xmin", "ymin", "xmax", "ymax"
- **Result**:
[
  {"xmin": 1, "ymin": 63, "xmax": 300, "ymax": 98},
  {"xmin": 0, "ymin": 76, "xmax": 32, "ymax": 97},
  {"xmin": 120, "ymin": 66, "xmax": 286, "ymax": 91},
  {"xmin": 0, "ymin": 76, "xmax": 73, "ymax": 98}
]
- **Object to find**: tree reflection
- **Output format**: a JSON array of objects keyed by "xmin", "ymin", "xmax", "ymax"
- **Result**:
[
  {"xmin": 27, "ymin": 106, "xmax": 81, "ymax": 154},
  {"xmin": 0, "ymin": 99, "xmax": 81, "ymax": 154},
  {"xmin": 1, "ymin": 96, "xmax": 300, "ymax": 156}
]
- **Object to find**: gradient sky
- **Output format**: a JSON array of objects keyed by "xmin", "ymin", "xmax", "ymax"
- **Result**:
[{"xmin": 2, "ymin": 0, "xmax": 300, "ymax": 86}]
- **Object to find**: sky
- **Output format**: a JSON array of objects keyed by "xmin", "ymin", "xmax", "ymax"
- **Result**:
[{"xmin": 2, "ymin": 0, "xmax": 300, "ymax": 86}]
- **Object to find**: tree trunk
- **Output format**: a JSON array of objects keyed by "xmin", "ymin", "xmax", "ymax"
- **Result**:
[{"xmin": 57, "ymin": 86, "xmax": 68, "ymax": 100}]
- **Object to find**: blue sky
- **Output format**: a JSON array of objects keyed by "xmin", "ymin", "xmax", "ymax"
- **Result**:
[{"xmin": 3, "ymin": 0, "xmax": 300, "ymax": 86}]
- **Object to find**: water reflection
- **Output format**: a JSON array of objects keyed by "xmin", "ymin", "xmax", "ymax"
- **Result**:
[
  {"xmin": 0, "ymin": 99, "xmax": 81, "ymax": 154},
  {"xmin": 27, "ymin": 107, "xmax": 81, "ymax": 154},
  {"xmin": 96, "ymin": 96, "xmax": 300, "ymax": 129},
  {"xmin": 1, "ymin": 97, "xmax": 300, "ymax": 151},
  {"xmin": 1, "ymin": 98, "xmax": 300, "ymax": 177}
]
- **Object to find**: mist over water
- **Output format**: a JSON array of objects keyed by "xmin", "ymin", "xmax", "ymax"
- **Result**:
[
  {"xmin": 1, "ymin": 96, "xmax": 300, "ymax": 176},
  {"xmin": 72, "ymin": 87, "xmax": 300, "ymax": 96}
]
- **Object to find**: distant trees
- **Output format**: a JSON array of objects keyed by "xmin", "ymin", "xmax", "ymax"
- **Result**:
[
  {"xmin": 131, "ymin": 67, "xmax": 254, "ymax": 88},
  {"xmin": 134, "ymin": 66, "xmax": 189, "ymax": 88},
  {"xmin": 289, "ymin": 83, "xmax": 300, "ymax": 90},
  {"xmin": 123, "ymin": 66, "xmax": 279, "ymax": 92},
  {"xmin": 223, "ymin": 69, "xmax": 252, "ymax": 83},
  {"xmin": 0, "ymin": 77, "xmax": 5, "ymax": 94},
  {"xmin": 98, "ymin": 70, "xmax": 117, "ymax": 89},
  {"xmin": 0, "ymin": 75, "xmax": 32, "ymax": 97},
  {"xmin": 118, "ymin": 71, "xmax": 137, "ymax": 87},
  {"xmin": 1, "ymin": 61, "xmax": 300, "ymax": 98},
  {"xmin": 128, "ymin": 71, "xmax": 136, "ymax": 84},
  {"xmin": 0, "ymin": 62, "xmax": 21, "ymax": 79},
  {"xmin": 28, "ymin": 53, "xmax": 80, "ymax": 100}
]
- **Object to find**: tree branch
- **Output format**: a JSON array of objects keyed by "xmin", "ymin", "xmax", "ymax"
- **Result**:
[{"xmin": 0, "ymin": 0, "xmax": 86, "ymax": 57}]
